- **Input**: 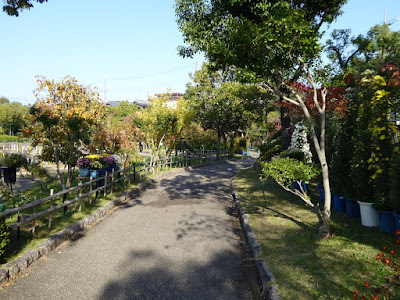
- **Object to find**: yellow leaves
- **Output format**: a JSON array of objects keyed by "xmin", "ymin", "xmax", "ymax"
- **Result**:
[{"xmin": 372, "ymin": 75, "xmax": 387, "ymax": 88}]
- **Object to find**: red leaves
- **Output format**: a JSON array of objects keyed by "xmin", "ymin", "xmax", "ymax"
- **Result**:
[{"xmin": 279, "ymin": 81, "xmax": 348, "ymax": 118}]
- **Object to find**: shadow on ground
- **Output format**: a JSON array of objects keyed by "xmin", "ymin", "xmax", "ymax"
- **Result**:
[{"xmin": 98, "ymin": 249, "xmax": 255, "ymax": 300}]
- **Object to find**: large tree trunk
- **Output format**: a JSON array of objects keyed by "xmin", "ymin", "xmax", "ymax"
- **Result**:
[{"xmin": 302, "ymin": 91, "xmax": 331, "ymax": 240}]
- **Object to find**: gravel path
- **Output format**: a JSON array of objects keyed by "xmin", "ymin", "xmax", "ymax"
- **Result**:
[{"xmin": 0, "ymin": 158, "xmax": 260, "ymax": 300}]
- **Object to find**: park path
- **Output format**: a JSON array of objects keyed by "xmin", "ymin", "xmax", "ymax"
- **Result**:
[{"xmin": 0, "ymin": 158, "xmax": 260, "ymax": 300}]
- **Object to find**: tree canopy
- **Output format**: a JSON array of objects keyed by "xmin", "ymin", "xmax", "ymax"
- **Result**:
[
  {"xmin": 2, "ymin": 0, "xmax": 48, "ymax": 16},
  {"xmin": 25, "ymin": 75, "xmax": 106, "ymax": 187},
  {"xmin": 185, "ymin": 63, "xmax": 271, "ymax": 155},
  {"xmin": 176, "ymin": 0, "xmax": 347, "ymax": 84}
]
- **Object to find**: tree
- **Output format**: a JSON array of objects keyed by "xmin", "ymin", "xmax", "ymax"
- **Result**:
[
  {"xmin": 185, "ymin": 63, "xmax": 267, "ymax": 157},
  {"xmin": 0, "ymin": 101, "xmax": 29, "ymax": 135},
  {"xmin": 176, "ymin": 0, "xmax": 348, "ymax": 239},
  {"xmin": 0, "ymin": 97, "xmax": 9, "ymax": 104},
  {"xmin": 3, "ymin": 0, "xmax": 48, "ymax": 16},
  {"xmin": 136, "ymin": 93, "xmax": 189, "ymax": 162},
  {"xmin": 25, "ymin": 75, "xmax": 106, "ymax": 187}
]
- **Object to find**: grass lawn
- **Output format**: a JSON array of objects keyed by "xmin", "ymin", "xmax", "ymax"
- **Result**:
[
  {"xmin": 234, "ymin": 164, "xmax": 399, "ymax": 300},
  {"xmin": 0, "ymin": 135, "xmax": 27, "ymax": 142}
]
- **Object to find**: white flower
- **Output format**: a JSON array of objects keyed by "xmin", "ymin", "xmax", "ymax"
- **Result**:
[{"xmin": 289, "ymin": 121, "xmax": 312, "ymax": 163}]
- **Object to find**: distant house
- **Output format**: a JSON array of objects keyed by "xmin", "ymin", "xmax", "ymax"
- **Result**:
[
  {"xmin": 149, "ymin": 92, "xmax": 184, "ymax": 109},
  {"xmin": 132, "ymin": 100, "xmax": 149, "ymax": 109},
  {"xmin": 106, "ymin": 100, "xmax": 148, "ymax": 109}
]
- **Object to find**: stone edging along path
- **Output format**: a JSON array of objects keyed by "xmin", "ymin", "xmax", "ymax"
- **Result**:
[
  {"xmin": 0, "ymin": 160, "xmax": 231, "ymax": 285},
  {"xmin": 231, "ymin": 165, "xmax": 280, "ymax": 300}
]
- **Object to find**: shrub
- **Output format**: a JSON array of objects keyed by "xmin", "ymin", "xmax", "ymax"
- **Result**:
[
  {"xmin": 279, "ymin": 148, "xmax": 306, "ymax": 162},
  {"xmin": 0, "ymin": 217, "xmax": 10, "ymax": 262},
  {"xmin": 1, "ymin": 153, "xmax": 28, "ymax": 170},
  {"xmin": 261, "ymin": 157, "xmax": 319, "ymax": 190},
  {"xmin": 258, "ymin": 131, "xmax": 281, "ymax": 162}
]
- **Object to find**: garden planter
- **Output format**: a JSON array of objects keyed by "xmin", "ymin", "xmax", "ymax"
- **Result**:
[
  {"xmin": 1, "ymin": 167, "xmax": 16, "ymax": 184},
  {"xmin": 99, "ymin": 169, "xmax": 106, "ymax": 176},
  {"xmin": 79, "ymin": 168, "xmax": 90, "ymax": 177},
  {"xmin": 392, "ymin": 212, "xmax": 400, "ymax": 231},
  {"xmin": 332, "ymin": 193, "xmax": 346, "ymax": 212},
  {"xmin": 90, "ymin": 170, "xmax": 99, "ymax": 178},
  {"xmin": 378, "ymin": 211, "xmax": 395, "ymax": 233},
  {"xmin": 345, "ymin": 197, "xmax": 360, "ymax": 218},
  {"xmin": 292, "ymin": 181, "xmax": 307, "ymax": 192},
  {"xmin": 317, "ymin": 184, "xmax": 325, "ymax": 202},
  {"xmin": 357, "ymin": 201, "xmax": 379, "ymax": 227},
  {"xmin": 317, "ymin": 185, "xmax": 333, "ymax": 208}
]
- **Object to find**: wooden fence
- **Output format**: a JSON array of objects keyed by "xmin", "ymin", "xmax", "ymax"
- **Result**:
[
  {"xmin": 0, "ymin": 150, "xmax": 228, "ymax": 237},
  {"xmin": 0, "ymin": 142, "xmax": 42, "ymax": 159}
]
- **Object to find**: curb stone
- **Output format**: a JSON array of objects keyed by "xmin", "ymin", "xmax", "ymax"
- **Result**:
[
  {"xmin": 0, "ymin": 159, "xmax": 232, "ymax": 285},
  {"xmin": 231, "ymin": 172, "xmax": 280, "ymax": 300}
]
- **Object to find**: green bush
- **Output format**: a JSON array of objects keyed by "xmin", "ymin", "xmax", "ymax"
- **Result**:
[
  {"xmin": 258, "ymin": 132, "xmax": 281, "ymax": 162},
  {"xmin": 279, "ymin": 148, "xmax": 306, "ymax": 162},
  {"xmin": 0, "ymin": 218, "xmax": 10, "ymax": 261},
  {"xmin": 1, "ymin": 153, "xmax": 28, "ymax": 170},
  {"xmin": 261, "ymin": 157, "xmax": 320, "ymax": 190}
]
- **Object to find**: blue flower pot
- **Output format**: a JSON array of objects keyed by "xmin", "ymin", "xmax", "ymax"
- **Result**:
[
  {"xmin": 292, "ymin": 181, "xmax": 307, "ymax": 192},
  {"xmin": 332, "ymin": 193, "xmax": 346, "ymax": 212},
  {"xmin": 79, "ymin": 168, "xmax": 90, "ymax": 177},
  {"xmin": 392, "ymin": 212, "xmax": 400, "ymax": 232},
  {"xmin": 99, "ymin": 168, "xmax": 106, "ymax": 176},
  {"xmin": 317, "ymin": 184, "xmax": 325, "ymax": 202},
  {"xmin": 378, "ymin": 211, "xmax": 395, "ymax": 233},
  {"xmin": 345, "ymin": 198, "xmax": 360, "ymax": 218},
  {"xmin": 90, "ymin": 170, "xmax": 99, "ymax": 178}
]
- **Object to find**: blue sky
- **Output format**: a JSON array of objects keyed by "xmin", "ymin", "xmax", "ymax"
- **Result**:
[{"xmin": 0, "ymin": 0, "xmax": 399, "ymax": 105}]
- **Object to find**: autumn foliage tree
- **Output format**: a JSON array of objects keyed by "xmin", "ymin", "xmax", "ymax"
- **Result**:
[{"xmin": 25, "ymin": 75, "xmax": 106, "ymax": 187}]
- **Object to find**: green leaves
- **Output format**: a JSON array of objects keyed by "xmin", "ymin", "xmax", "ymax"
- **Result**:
[
  {"xmin": 176, "ymin": 0, "xmax": 346, "ymax": 82},
  {"xmin": 261, "ymin": 157, "xmax": 320, "ymax": 189}
]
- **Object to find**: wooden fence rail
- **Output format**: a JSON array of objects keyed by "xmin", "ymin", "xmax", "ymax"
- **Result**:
[{"xmin": 0, "ymin": 150, "xmax": 228, "ymax": 236}]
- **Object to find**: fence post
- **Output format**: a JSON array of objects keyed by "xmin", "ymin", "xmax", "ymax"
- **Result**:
[
  {"xmin": 48, "ymin": 189, "xmax": 54, "ymax": 229},
  {"xmin": 32, "ymin": 204, "xmax": 36, "ymax": 235},
  {"xmin": 62, "ymin": 184, "xmax": 67, "ymax": 218},
  {"xmin": 104, "ymin": 172, "xmax": 108, "ymax": 197},
  {"xmin": 89, "ymin": 177, "xmax": 93, "ymax": 204},
  {"xmin": 111, "ymin": 169, "xmax": 114, "ymax": 194},
  {"xmin": 133, "ymin": 163, "xmax": 136, "ymax": 182},
  {"xmin": 78, "ymin": 179, "xmax": 82, "ymax": 211}
]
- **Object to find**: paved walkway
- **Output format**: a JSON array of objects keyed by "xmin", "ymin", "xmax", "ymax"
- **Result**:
[{"xmin": 0, "ymin": 158, "xmax": 259, "ymax": 300}]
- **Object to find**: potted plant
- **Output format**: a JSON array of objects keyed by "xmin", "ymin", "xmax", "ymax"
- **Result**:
[
  {"xmin": 76, "ymin": 157, "xmax": 92, "ymax": 177},
  {"xmin": 101, "ymin": 155, "xmax": 115, "ymax": 173},
  {"xmin": 1, "ymin": 153, "xmax": 27, "ymax": 184},
  {"xmin": 373, "ymin": 200, "xmax": 395, "ymax": 233},
  {"xmin": 357, "ymin": 196, "xmax": 379, "ymax": 227},
  {"xmin": 89, "ymin": 160, "xmax": 103, "ymax": 179},
  {"xmin": 111, "ymin": 154, "xmax": 121, "ymax": 171}
]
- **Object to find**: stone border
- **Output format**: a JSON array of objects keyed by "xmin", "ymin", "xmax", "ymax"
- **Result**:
[
  {"xmin": 0, "ymin": 160, "xmax": 231, "ymax": 285},
  {"xmin": 231, "ymin": 170, "xmax": 280, "ymax": 300}
]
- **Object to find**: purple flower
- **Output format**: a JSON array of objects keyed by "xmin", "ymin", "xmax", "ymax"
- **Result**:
[
  {"xmin": 76, "ymin": 157, "xmax": 92, "ymax": 168},
  {"xmin": 101, "ymin": 155, "xmax": 115, "ymax": 166}
]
